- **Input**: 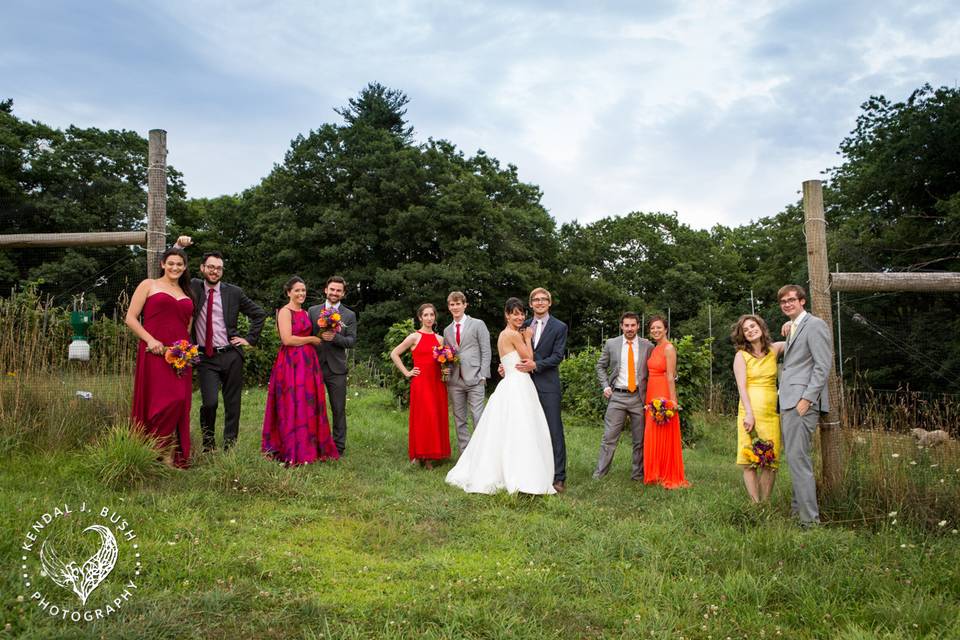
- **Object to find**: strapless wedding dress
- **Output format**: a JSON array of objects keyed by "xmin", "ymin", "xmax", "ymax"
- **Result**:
[{"xmin": 445, "ymin": 351, "xmax": 556, "ymax": 494}]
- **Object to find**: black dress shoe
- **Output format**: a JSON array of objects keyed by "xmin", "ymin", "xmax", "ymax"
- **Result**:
[{"xmin": 553, "ymin": 481, "xmax": 566, "ymax": 493}]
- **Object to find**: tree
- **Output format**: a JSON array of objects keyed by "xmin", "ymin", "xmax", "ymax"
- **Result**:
[
  {"xmin": 0, "ymin": 101, "xmax": 187, "ymax": 310},
  {"xmin": 824, "ymin": 84, "xmax": 960, "ymax": 389},
  {"xmin": 334, "ymin": 82, "xmax": 414, "ymax": 142}
]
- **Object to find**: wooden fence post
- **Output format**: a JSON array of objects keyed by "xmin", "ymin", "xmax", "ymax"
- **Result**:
[
  {"xmin": 147, "ymin": 130, "xmax": 167, "ymax": 279},
  {"xmin": 802, "ymin": 180, "xmax": 843, "ymax": 492}
]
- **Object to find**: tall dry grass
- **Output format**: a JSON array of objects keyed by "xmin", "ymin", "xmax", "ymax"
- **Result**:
[
  {"xmin": 0, "ymin": 286, "xmax": 137, "ymax": 451},
  {"xmin": 841, "ymin": 383, "xmax": 959, "ymax": 434}
]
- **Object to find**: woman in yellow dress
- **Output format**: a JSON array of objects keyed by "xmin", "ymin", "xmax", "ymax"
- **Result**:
[{"xmin": 731, "ymin": 315, "xmax": 784, "ymax": 502}]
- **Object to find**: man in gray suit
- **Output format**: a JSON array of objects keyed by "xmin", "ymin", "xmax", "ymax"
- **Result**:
[
  {"xmin": 593, "ymin": 312, "xmax": 654, "ymax": 480},
  {"xmin": 308, "ymin": 276, "xmax": 357, "ymax": 456},
  {"xmin": 443, "ymin": 291, "xmax": 491, "ymax": 452},
  {"xmin": 777, "ymin": 284, "xmax": 832, "ymax": 527}
]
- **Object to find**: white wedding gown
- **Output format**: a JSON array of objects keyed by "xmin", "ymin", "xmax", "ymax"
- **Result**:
[{"xmin": 445, "ymin": 350, "xmax": 556, "ymax": 495}]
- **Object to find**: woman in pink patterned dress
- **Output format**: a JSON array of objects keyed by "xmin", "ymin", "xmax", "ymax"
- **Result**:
[{"xmin": 262, "ymin": 277, "xmax": 340, "ymax": 465}]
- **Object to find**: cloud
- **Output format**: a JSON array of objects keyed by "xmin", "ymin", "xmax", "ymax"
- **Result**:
[{"xmin": 3, "ymin": 0, "xmax": 960, "ymax": 228}]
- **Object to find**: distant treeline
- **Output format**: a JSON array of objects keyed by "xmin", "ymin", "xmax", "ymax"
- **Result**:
[{"xmin": 1, "ymin": 84, "xmax": 958, "ymax": 392}]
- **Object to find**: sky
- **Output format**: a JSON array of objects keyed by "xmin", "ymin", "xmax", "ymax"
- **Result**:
[{"xmin": 4, "ymin": 0, "xmax": 959, "ymax": 229}]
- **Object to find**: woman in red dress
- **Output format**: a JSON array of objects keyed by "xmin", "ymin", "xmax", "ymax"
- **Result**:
[
  {"xmin": 261, "ymin": 277, "xmax": 340, "ymax": 465},
  {"xmin": 643, "ymin": 315, "xmax": 689, "ymax": 488},
  {"xmin": 390, "ymin": 303, "xmax": 451, "ymax": 469},
  {"xmin": 126, "ymin": 247, "xmax": 196, "ymax": 468}
]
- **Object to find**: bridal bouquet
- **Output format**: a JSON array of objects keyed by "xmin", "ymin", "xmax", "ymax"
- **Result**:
[
  {"xmin": 432, "ymin": 344, "xmax": 459, "ymax": 381},
  {"xmin": 742, "ymin": 437, "xmax": 778, "ymax": 470},
  {"xmin": 317, "ymin": 307, "xmax": 343, "ymax": 333},
  {"xmin": 164, "ymin": 339, "xmax": 200, "ymax": 377},
  {"xmin": 645, "ymin": 397, "xmax": 679, "ymax": 426}
]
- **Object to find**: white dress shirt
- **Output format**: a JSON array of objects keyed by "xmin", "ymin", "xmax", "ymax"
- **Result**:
[{"xmin": 615, "ymin": 336, "xmax": 640, "ymax": 389}]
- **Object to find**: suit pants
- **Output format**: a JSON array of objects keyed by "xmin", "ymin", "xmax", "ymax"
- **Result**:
[
  {"xmin": 594, "ymin": 391, "xmax": 645, "ymax": 480},
  {"xmin": 448, "ymin": 379, "xmax": 485, "ymax": 452},
  {"xmin": 781, "ymin": 407, "xmax": 820, "ymax": 524},
  {"xmin": 322, "ymin": 363, "xmax": 348, "ymax": 455},
  {"xmin": 537, "ymin": 391, "xmax": 566, "ymax": 482},
  {"xmin": 197, "ymin": 348, "xmax": 244, "ymax": 449}
]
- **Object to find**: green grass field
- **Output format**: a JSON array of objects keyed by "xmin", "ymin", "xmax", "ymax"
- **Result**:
[{"xmin": 2, "ymin": 388, "xmax": 958, "ymax": 639}]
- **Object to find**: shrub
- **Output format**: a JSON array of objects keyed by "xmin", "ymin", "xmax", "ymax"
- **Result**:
[
  {"xmin": 559, "ymin": 346, "xmax": 605, "ymax": 421},
  {"xmin": 381, "ymin": 319, "xmax": 414, "ymax": 407},
  {"xmin": 674, "ymin": 335, "xmax": 713, "ymax": 445},
  {"xmin": 86, "ymin": 423, "xmax": 170, "ymax": 489},
  {"xmin": 238, "ymin": 314, "xmax": 281, "ymax": 387}
]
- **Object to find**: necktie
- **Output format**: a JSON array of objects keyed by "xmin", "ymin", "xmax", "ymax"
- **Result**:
[
  {"xmin": 204, "ymin": 288, "xmax": 215, "ymax": 357},
  {"xmin": 788, "ymin": 320, "xmax": 797, "ymax": 345},
  {"xmin": 456, "ymin": 322, "xmax": 461, "ymax": 345},
  {"xmin": 534, "ymin": 320, "xmax": 542, "ymax": 348},
  {"xmin": 627, "ymin": 340, "xmax": 636, "ymax": 392}
]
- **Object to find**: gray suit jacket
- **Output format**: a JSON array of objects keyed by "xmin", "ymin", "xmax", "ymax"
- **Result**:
[
  {"xmin": 596, "ymin": 336, "xmax": 654, "ymax": 396},
  {"xmin": 443, "ymin": 315, "xmax": 491, "ymax": 386},
  {"xmin": 778, "ymin": 313, "xmax": 832, "ymax": 413},
  {"xmin": 307, "ymin": 303, "xmax": 357, "ymax": 376}
]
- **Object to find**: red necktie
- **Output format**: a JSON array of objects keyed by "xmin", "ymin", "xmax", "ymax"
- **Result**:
[
  {"xmin": 204, "ymin": 288, "xmax": 215, "ymax": 357},
  {"xmin": 456, "ymin": 322, "xmax": 461, "ymax": 345}
]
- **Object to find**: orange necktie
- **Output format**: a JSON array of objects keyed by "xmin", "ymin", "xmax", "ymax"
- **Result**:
[{"xmin": 627, "ymin": 340, "xmax": 636, "ymax": 393}]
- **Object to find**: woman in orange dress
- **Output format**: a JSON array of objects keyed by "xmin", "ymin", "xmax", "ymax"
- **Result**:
[
  {"xmin": 643, "ymin": 315, "xmax": 689, "ymax": 488},
  {"xmin": 390, "ymin": 303, "xmax": 451, "ymax": 469}
]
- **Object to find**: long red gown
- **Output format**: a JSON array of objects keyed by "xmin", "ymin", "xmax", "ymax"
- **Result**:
[
  {"xmin": 131, "ymin": 292, "xmax": 194, "ymax": 468},
  {"xmin": 408, "ymin": 331, "xmax": 451, "ymax": 461},
  {"xmin": 643, "ymin": 342, "xmax": 689, "ymax": 488},
  {"xmin": 261, "ymin": 309, "xmax": 340, "ymax": 465}
]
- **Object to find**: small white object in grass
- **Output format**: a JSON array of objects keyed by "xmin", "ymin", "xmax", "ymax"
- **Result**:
[
  {"xmin": 75, "ymin": 390, "xmax": 93, "ymax": 399},
  {"xmin": 891, "ymin": 453, "xmax": 900, "ymax": 458},
  {"xmin": 939, "ymin": 520, "xmax": 947, "ymax": 527}
]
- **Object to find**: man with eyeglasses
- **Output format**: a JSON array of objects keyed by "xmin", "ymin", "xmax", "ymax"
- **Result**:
[
  {"xmin": 176, "ymin": 236, "xmax": 266, "ymax": 451},
  {"xmin": 516, "ymin": 287, "xmax": 569, "ymax": 493},
  {"xmin": 777, "ymin": 284, "xmax": 832, "ymax": 528}
]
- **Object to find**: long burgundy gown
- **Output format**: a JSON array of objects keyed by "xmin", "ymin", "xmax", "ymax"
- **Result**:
[
  {"xmin": 408, "ymin": 331, "xmax": 451, "ymax": 461},
  {"xmin": 261, "ymin": 309, "xmax": 340, "ymax": 465},
  {"xmin": 131, "ymin": 292, "xmax": 194, "ymax": 468}
]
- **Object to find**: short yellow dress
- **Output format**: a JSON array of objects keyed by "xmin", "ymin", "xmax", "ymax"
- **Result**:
[{"xmin": 736, "ymin": 349, "xmax": 782, "ymax": 465}]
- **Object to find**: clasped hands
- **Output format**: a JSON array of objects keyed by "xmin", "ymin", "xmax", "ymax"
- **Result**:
[{"xmin": 496, "ymin": 358, "xmax": 537, "ymax": 377}]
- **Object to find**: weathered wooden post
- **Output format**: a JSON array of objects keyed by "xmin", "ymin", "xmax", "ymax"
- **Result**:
[
  {"xmin": 802, "ymin": 180, "xmax": 843, "ymax": 491},
  {"xmin": 146, "ymin": 129, "xmax": 167, "ymax": 279}
]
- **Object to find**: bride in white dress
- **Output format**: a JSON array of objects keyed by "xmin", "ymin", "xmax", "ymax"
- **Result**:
[{"xmin": 445, "ymin": 297, "xmax": 556, "ymax": 495}]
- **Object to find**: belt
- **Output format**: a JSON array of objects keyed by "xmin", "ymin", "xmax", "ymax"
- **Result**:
[
  {"xmin": 202, "ymin": 345, "xmax": 233, "ymax": 354},
  {"xmin": 613, "ymin": 387, "xmax": 638, "ymax": 394}
]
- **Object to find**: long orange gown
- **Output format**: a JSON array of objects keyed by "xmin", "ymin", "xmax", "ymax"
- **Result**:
[{"xmin": 643, "ymin": 342, "xmax": 689, "ymax": 488}]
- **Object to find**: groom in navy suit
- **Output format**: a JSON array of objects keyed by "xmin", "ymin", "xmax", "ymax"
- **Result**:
[{"xmin": 516, "ymin": 287, "xmax": 568, "ymax": 492}]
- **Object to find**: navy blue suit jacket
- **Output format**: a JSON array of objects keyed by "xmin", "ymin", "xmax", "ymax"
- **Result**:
[{"xmin": 526, "ymin": 315, "xmax": 567, "ymax": 395}]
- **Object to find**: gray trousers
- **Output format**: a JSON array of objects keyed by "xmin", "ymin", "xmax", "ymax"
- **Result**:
[
  {"xmin": 448, "ymin": 380, "xmax": 485, "ymax": 453},
  {"xmin": 781, "ymin": 407, "xmax": 820, "ymax": 524},
  {"xmin": 594, "ymin": 390, "xmax": 645, "ymax": 480}
]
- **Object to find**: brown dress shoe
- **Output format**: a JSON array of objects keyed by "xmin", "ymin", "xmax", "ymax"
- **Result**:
[{"xmin": 553, "ymin": 481, "xmax": 566, "ymax": 493}]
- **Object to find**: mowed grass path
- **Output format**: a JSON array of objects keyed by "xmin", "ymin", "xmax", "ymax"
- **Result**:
[{"xmin": 2, "ymin": 388, "xmax": 958, "ymax": 639}]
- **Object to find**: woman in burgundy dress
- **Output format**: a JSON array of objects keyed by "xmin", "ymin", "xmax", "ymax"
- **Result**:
[
  {"xmin": 261, "ymin": 277, "xmax": 340, "ymax": 465},
  {"xmin": 390, "ymin": 303, "xmax": 451, "ymax": 469},
  {"xmin": 126, "ymin": 247, "xmax": 196, "ymax": 468}
]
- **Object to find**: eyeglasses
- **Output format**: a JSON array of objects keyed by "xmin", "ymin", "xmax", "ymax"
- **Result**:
[
  {"xmin": 779, "ymin": 297, "xmax": 799, "ymax": 305},
  {"xmin": 203, "ymin": 265, "xmax": 224, "ymax": 272},
  {"xmin": 531, "ymin": 297, "xmax": 550, "ymax": 303}
]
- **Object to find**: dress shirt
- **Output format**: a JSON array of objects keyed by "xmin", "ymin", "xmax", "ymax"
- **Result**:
[
  {"xmin": 615, "ymin": 336, "xmax": 640, "ymax": 389},
  {"xmin": 532, "ymin": 314, "xmax": 549, "ymax": 348},
  {"xmin": 197, "ymin": 282, "xmax": 228, "ymax": 348}
]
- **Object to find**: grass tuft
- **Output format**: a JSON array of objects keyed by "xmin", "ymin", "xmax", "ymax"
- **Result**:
[{"xmin": 85, "ymin": 422, "xmax": 171, "ymax": 488}]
